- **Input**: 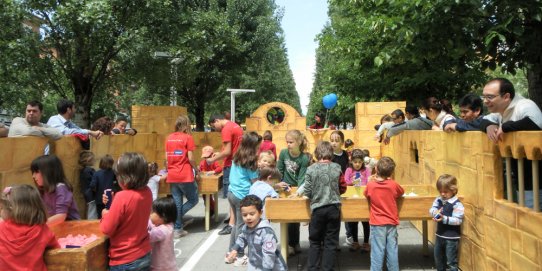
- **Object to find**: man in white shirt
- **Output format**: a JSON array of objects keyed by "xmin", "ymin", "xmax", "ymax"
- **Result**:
[
  {"xmin": 8, "ymin": 100, "xmax": 62, "ymax": 140},
  {"xmin": 480, "ymin": 78, "xmax": 542, "ymax": 143},
  {"xmin": 47, "ymin": 99, "xmax": 103, "ymax": 139}
]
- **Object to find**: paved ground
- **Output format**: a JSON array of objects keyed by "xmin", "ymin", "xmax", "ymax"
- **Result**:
[{"xmin": 174, "ymin": 194, "xmax": 437, "ymax": 270}]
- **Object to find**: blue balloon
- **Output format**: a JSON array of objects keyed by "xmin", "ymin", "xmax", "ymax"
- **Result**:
[{"xmin": 322, "ymin": 93, "xmax": 338, "ymax": 109}]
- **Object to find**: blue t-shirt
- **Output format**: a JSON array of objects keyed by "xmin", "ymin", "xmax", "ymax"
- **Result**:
[
  {"xmin": 229, "ymin": 162, "xmax": 259, "ymax": 199},
  {"xmin": 249, "ymin": 180, "xmax": 279, "ymax": 202}
]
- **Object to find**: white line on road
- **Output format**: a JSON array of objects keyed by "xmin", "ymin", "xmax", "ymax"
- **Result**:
[{"xmin": 179, "ymin": 229, "xmax": 221, "ymax": 271}]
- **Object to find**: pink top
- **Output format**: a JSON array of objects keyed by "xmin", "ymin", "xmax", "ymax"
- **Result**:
[
  {"xmin": 149, "ymin": 222, "xmax": 176, "ymax": 271},
  {"xmin": 344, "ymin": 167, "xmax": 371, "ymax": 186}
]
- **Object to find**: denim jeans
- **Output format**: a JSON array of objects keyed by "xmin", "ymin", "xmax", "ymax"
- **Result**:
[
  {"xmin": 170, "ymin": 181, "xmax": 199, "ymax": 230},
  {"xmin": 109, "ymin": 252, "xmax": 151, "ymax": 271},
  {"xmin": 307, "ymin": 204, "xmax": 341, "ymax": 271},
  {"xmin": 222, "ymin": 166, "xmax": 231, "ymax": 198},
  {"xmin": 227, "ymin": 191, "xmax": 245, "ymax": 257},
  {"xmin": 370, "ymin": 225, "xmax": 399, "ymax": 271},
  {"xmin": 434, "ymin": 236, "xmax": 459, "ymax": 271}
]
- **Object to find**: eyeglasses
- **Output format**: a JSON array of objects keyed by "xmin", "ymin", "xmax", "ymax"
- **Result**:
[{"xmin": 480, "ymin": 94, "xmax": 500, "ymax": 101}]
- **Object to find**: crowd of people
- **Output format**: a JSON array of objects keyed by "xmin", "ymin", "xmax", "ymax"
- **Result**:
[{"xmin": 0, "ymin": 77, "xmax": 540, "ymax": 270}]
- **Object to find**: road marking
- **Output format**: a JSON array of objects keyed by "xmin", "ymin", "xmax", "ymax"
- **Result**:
[{"xmin": 179, "ymin": 229, "xmax": 220, "ymax": 271}]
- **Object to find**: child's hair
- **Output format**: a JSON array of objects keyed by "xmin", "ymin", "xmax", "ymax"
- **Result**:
[
  {"xmin": 152, "ymin": 197, "xmax": 177, "ymax": 224},
  {"xmin": 116, "ymin": 152, "xmax": 149, "ymax": 189},
  {"xmin": 99, "ymin": 154, "xmax": 115, "ymax": 170},
  {"xmin": 405, "ymin": 105, "xmax": 420, "ymax": 118},
  {"xmin": 148, "ymin": 162, "xmax": 159, "ymax": 176},
  {"xmin": 391, "ymin": 109, "xmax": 405, "ymax": 120},
  {"xmin": 1, "ymin": 184, "xmax": 48, "ymax": 225},
  {"xmin": 350, "ymin": 149, "xmax": 366, "ymax": 170},
  {"xmin": 314, "ymin": 141, "xmax": 334, "ymax": 161},
  {"xmin": 79, "ymin": 150, "xmax": 95, "ymax": 167},
  {"xmin": 263, "ymin": 130, "xmax": 273, "ymax": 141},
  {"xmin": 344, "ymin": 139, "xmax": 354, "ymax": 148},
  {"xmin": 175, "ymin": 115, "xmax": 191, "ymax": 133},
  {"xmin": 259, "ymin": 166, "xmax": 282, "ymax": 181},
  {"xmin": 240, "ymin": 194, "xmax": 263, "ymax": 212},
  {"xmin": 285, "ymin": 130, "xmax": 307, "ymax": 153},
  {"xmin": 30, "ymin": 155, "xmax": 71, "ymax": 193},
  {"xmin": 376, "ymin": 156, "xmax": 395, "ymax": 178},
  {"xmin": 380, "ymin": 114, "xmax": 393, "ymax": 124},
  {"xmin": 258, "ymin": 151, "xmax": 276, "ymax": 167},
  {"xmin": 458, "ymin": 93, "xmax": 483, "ymax": 114},
  {"xmin": 330, "ymin": 130, "xmax": 345, "ymax": 143},
  {"xmin": 362, "ymin": 149, "xmax": 370, "ymax": 157},
  {"xmin": 233, "ymin": 132, "xmax": 262, "ymax": 171},
  {"xmin": 422, "ymin": 97, "xmax": 454, "ymax": 116},
  {"xmin": 436, "ymin": 174, "xmax": 458, "ymax": 195}
]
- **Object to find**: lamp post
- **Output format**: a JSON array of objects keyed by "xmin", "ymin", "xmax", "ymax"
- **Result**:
[
  {"xmin": 227, "ymin": 89, "xmax": 255, "ymax": 123},
  {"xmin": 153, "ymin": 51, "xmax": 182, "ymax": 106}
]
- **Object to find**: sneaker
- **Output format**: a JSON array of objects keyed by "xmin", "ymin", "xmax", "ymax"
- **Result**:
[
  {"xmin": 183, "ymin": 217, "xmax": 194, "ymax": 227},
  {"xmin": 218, "ymin": 225, "xmax": 232, "ymax": 235},
  {"xmin": 344, "ymin": 236, "xmax": 353, "ymax": 246},
  {"xmin": 349, "ymin": 242, "xmax": 361, "ymax": 252},
  {"xmin": 174, "ymin": 229, "xmax": 188, "ymax": 238},
  {"xmin": 223, "ymin": 217, "xmax": 230, "ymax": 224},
  {"xmin": 233, "ymin": 255, "xmax": 248, "ymax": 267},
  {"xmin": 288, "ymin": 246, "xmax": 296, "ymax": 256},
  {"xmin": 294, "ymin": 244, "xmax": 301, "ymax": 254}
]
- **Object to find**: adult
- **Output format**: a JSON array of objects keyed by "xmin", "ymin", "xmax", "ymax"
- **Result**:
[
  {"xmin": 309, "ymin": 111, "xmax": 335, "ymax": 130},
  {"xmin": 8, "ymin": 101, "xmax": 62, "ymax": 140},
  {"xmin": 206, "ymin": 114, "xmax": 244, "ymax": 235},
  {"xmin": 92, "ymin": 116, "xmax": 115, "ymax": 135},
  {"xmin": 111, "ymin": 117, "xmax": 137, "ymax": 135},
  {"xmin": 423, "ymin": 98, "xmax": 456, "ymax": 130},
  {"xmin": 479, "ymin": 78, "xmax": 542, "ymax": 143},
  {"xmin": 47, "ymin": 99, "xmax": 104, "ymax": 139},
  {"xmin": 444, "ymin": 93, "xmax": 484, "ymax": 132},
  {"xmin": 383, "ymin": 104, "xmax": 433, "ymax": 144}
]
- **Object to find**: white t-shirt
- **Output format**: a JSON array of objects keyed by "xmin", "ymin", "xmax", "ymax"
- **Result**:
[{"xmin": 147, "ymin": 175, "xmax": 161, "ymax": 201}]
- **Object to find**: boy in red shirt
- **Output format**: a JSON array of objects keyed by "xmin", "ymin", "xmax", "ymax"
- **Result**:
[
  {"xmin": 364, "ymin": 156, "xmax": 404, "ymax": 271},
  {"xmin": 199, "ymin": 145, "xmax": 222, "ymax": 217}
]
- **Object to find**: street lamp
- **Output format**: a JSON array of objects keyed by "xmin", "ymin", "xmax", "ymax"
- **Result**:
[
  {"xmin": 227, "ymin": 88, "xmax": 255, "ymax": 123},
  {"xmin": 153, "ymin": 51, "xmax": 182, "ymax": 106}
]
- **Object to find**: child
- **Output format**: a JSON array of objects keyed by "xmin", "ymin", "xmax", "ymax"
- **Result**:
[
  {"xmin": 79, "ymin": 150, "xmax": 97, "ymax": 219},
  {"xmin": 249, "ymin": 166, "xmax": 281, "ymax": 217},
  {"xmin": 344, "ymin": 139, "xmax": 354, "ymax": 160},
  {"xmin": 258, "ymin": 150, "xmax": 276, "ymax": 169},
  {"xmin": 199, "ymin": 146, "xmax": 223, "ymax": 218},
  {"xmin": 226, "ymin": 195, "xmax": 287, "ymax": 270},
  {"xmin": 344, "ymin": 149, "xmax": 371, "ymax": 252},
  {"xmin": 364, "ymin": 156, "xmax": 404, "ymax": 271},
  {"xmin": 303, "ymin": 141, "xmax": 346, "ymax": 270},
  {"xmin": 0, "ymin": 184, "xmax": 60, "ymax": 270},
  {"xmin": 330, "ymin": 130, "xmax": 349, "ymax": 173},
  {"xmin": 101, "ymin": 152, "xmax": 153, "ymax": 270},
  {"xmin": 31, "ymin": 155, "xmax": 81, "ymax": 226},
  {"xmin": 166, "ymin": 115, "xmax": 199, "ymax": 238},
  {"xmin": 429, "ymin": 174, "xmax": 464, "ymax": 271},
  {"xmin": 227, "ymin": 131, "xmax": 262, "ymax": 266},
  {"xmin": 362, "ymin": 149, "xmax": 378, "ymax": 174},
  {"xmin": 147, "ymin": 162, "xmax": 161, "ymax": 201},
  {"xmin": 149, "ymin": 197, "xmax": 177, "ymax": 271},
  {"xmin": 90, "ymin": 154, "xmax": 117, "ymax": 218},
  {"xmin": 259, "ymin": 130, "xmax": 277, "ymax": 160},
  {"xmin": 276, "ymin": 129, "xmax": 310, "ymax": 255},
  {"xmin": 374, "ymin": 109, "xmax": 406, "ymax": 140}
]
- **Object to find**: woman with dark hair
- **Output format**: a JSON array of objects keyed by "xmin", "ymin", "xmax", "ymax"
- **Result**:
[
  {"xmin": 309, "ymin": 112, "xmax": 335, "ymax": 130},
  {"xmin": 92, "ymin": 116, "xmax": 115, "ymax": 135},
  {"xmin": 31, "ymin": 155, "xmax": 80, "ymax": 226},
  {"xmin": 421, "ymin": 98, "xmax": 456, "ymax": 130}
]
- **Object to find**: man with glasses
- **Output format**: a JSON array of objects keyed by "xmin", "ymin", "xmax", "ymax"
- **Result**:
[{"xmin": 479, "ymin": 78, "xmax": 542, "ymax": 143}]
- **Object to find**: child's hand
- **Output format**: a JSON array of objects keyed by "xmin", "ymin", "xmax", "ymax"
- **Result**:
[
  {"xmin": 276, "ymin": 182, "xmax": 289, "ymax": 190},
  {"xmin": 433, "ymin": 215, "xmax": 444, "ymax": 222},
  {"xmin": 102, "ymin": 191, "xmax": 114, "ymax": 205},
  {"xmin": 226, "ymin": 250, "xmax": 238, "ymax": 263},
  {"xmin": 287, "ymin": 194, "xmax": 299, "ymax": 199}
]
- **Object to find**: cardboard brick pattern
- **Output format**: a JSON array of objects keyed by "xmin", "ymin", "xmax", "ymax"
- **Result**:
[{"xmin": 383, "ymin": 130, "xmax": 542, "ymax": 270}]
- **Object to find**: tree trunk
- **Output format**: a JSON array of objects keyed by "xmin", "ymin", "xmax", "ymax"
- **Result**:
[
  {"xmin": 527, "ymin": 65, "xmax": 542, "ymax": 112},
  {"xmin": 194, "ymin": 94, "xmax": 205, "ymax": 131},
  {"xmin": 73, "ymin": 79, "xmax": 94, "ymax": 129}
]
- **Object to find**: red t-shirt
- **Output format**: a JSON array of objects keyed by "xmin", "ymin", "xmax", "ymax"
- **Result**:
[
  {"xmin": 259, "ymin": 140, "xmax": 277, "ymax": 160},
  {"xmin": 199, "ymin": 160, "xmax": 223, "ymax": 174},
  {"xmin": 166, "ymin": 132, "xmax": 196, "ymax": 183},
  {"xmin": 0, "ymin": 220, "xmax": 60, "ymax": 271},
  {"xmin": 100, "ymin": 187, "xmax": 152, "ymax": 266},
  {"xmin": 221, "ymin": 121, "xmax": 243, "ymax": 167},
  {"xmin": 364, "ymin": 179, "xmax": 404, "ymax": 226}
]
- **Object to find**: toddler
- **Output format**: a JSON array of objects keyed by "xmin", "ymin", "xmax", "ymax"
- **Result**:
[
  {"xmin": 344, "ymin": 149, "xmax": 371, "ymax": 252},
  {"xmin": 0, "ymin": 184, "xmax": 60, "ymax": 270},
  {"xmin": 101, "ymin": 152, "xmax": 153, "ymax": 270},
  {"xmin": 226, "ymin": 195, "xmax": 287, "ymax": 270},
  {"xmin": 79, "ymin": 150, "xmax": 97, "ymax": 219},
  {"xmin": 147, "ymin": 162, "xmax": 161, "ymax": 201},
  {"xmin": 303, "ymin": 141, "xmax": 346, "ymax": 270},
  {"xmin": 429, "ymin": 174, "xmax": 464, "ymax": 271},
  {"xmin": 90, "ymin": 154, "xmax": 118, "ymax": 218},
  {"xmin": 364, "ymin": 156, "xmax": 404, "ymax": 271},
  {"xmin": 259, "ymin": 130, "xmax": 277, "ymax": 160},
  {"xmin": 249, "ymin": 166, "xmax": 281, "ymax": 218},
  {"xmin": 199, "ymin": 146, "xmax": 223, "ymax": 219},
  {"xmin": 149, "ymin": 197, "xmax": 177, "ymax": 271},
  {"xmin": 258, "ymin": 150, "xmax": 276, "ymax": 169}
]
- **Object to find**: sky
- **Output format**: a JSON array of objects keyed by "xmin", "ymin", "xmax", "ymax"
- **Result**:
[{"xmin": 275, "ymin": 0, "xmax": 329, "ymax": 115}]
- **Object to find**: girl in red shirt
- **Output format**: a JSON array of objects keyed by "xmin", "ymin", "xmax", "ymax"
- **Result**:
[
  {"xmin": 0, "ymin": 184, "xmax": 60, "ymax": 271},
  {"xmin": 100, "ymin": 152, "xmax": 153, "ymax": 270}
]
